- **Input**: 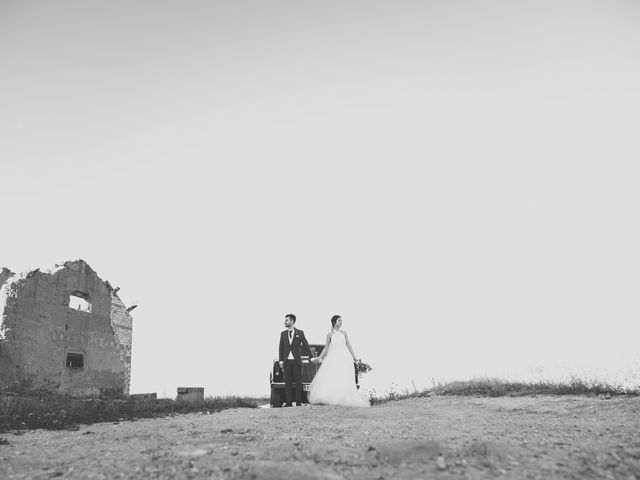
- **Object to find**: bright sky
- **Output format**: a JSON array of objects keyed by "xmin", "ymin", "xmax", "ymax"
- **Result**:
[{"xmin": 1, "ymin": 1, "xmax": 639, "ymax": 397}]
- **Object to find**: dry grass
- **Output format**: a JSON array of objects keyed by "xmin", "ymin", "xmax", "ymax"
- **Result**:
[
  {"xmin": 370, "ymin": 377, "xmax": 640, "ymax": 405},
  {"xmin": 0, "ymin": 393, "xmax": 268, "ymax": 433}
]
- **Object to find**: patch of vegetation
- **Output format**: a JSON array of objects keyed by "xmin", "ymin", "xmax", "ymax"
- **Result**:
[
  {"xmin": 0, "ymin": 393, "xmax": 268, "ymax": 433},
  {"xmin": 369, "ymin": 377, "xmax": 640, "ymax": 405}
]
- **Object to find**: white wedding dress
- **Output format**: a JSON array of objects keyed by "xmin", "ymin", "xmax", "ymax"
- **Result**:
[{"xmin": 308, "ymin": 331, "xmax": 370, "ymax": 407}]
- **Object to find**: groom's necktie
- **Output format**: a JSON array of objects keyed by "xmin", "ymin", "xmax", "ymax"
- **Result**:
[{"xmin": 288, "ymin": 330, "xmax": 293, "ymax": 342}]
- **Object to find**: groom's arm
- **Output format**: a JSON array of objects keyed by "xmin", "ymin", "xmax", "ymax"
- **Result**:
[{"xmin": 299, "ymin": 330, "xmax": 311, "ymax": 356}]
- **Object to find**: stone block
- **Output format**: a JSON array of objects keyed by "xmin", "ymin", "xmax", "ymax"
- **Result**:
[{"xmin": 177, "ymin": 387, "xmax": 205, "ymax": 402}]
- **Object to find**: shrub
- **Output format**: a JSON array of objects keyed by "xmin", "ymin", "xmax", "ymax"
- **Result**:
[
  {"xmin": 369, "ymin": 377, "xmax": 640, "ymax": 405},
  {"xmin": 0, "ymin": 394, "xmax": 267, "ymax": 433}
]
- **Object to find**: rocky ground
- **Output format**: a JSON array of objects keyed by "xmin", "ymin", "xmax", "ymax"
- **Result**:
[{"xmin": 1, "ymin": 395, "xmax": 640, "ymax": 479}]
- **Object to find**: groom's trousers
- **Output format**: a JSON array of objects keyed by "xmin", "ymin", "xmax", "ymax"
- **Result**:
[{"xmin": 283, "ymin": 359, "xmax": 303, "ymax": 405}]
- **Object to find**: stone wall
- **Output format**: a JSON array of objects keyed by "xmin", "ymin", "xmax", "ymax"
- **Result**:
[
  {"xmin": 0, "ymin": 260, "xmax": 134, "ymax": 396},
  {"xmin": 110, "ymin": 293, "xmax": 133, "ymax": 394},
  {"xmin": 0, "ymin": 267, "xmax": 13, "ymax": 287}
]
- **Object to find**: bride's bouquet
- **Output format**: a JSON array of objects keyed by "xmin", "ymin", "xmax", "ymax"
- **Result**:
[{"xmin": 354, "ymin": 359, "xmax": 372, "ymax": 378}]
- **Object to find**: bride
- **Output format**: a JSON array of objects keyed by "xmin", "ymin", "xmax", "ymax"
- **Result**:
[{"xmin": 308, "ymin": 315, "xmax": 370, "ymax": 407}]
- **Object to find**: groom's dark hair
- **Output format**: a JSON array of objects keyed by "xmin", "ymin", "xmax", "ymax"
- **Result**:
[{"xmin": 285, "ymin": 313, "xmax": 296, "ymax": 323}]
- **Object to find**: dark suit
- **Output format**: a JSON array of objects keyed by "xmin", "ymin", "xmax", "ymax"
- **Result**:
[{"xmin": 279, "ymin": 328, "xmax": 311, "ymax": 405}]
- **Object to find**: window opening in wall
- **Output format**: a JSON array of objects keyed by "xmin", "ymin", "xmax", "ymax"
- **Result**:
[
  {"xmin": 66, "ymin": 353, "xmax": 84, "ymax": 369},
  {"xmin": 69, "ymin": 294, "xmax": 91, "ymax": 312}
]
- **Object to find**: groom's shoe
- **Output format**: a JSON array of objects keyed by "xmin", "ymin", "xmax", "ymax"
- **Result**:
[
  {"xmin": 296, "ymin": 402, "xmax": 303, "ymax": 406},
  {"xmin": 283, "ymin": 403, "xmax": 293, "ymax": 407}
]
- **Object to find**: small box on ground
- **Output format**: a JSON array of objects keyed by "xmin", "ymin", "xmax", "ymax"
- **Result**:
[{"xmin": 177, "ymin": 387, "xmax": 204, "ymax": 402}]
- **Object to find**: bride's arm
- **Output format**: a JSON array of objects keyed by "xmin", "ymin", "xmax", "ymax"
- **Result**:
[
  {"xmin": 344, "ymin": 331, "xmax": 358, "ymax": 362},
  {"xmin": 319, "ymin": 332, "xmax": 332, "ymax": 360}
]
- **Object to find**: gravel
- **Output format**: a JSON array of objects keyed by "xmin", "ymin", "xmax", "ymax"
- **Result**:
[{"xmin": 1, "ymin": 395, "xmax": 639, "ymax": 479}]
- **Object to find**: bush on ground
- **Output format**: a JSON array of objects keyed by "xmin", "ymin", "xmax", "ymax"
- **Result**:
[
  {"xmin": 370, "ymin": 377, "xmax": 640, "ymax": 405},
  {"xmin": 0, "ymin": 393, "xmax": 267, "ymax": 433}
]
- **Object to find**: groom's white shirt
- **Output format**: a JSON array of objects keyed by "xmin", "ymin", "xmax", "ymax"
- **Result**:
[{"xmin": 287, "ymin": 328, "xmax": 295, "ymax": 360}]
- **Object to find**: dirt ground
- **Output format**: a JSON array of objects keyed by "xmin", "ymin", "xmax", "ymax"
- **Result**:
[{"xmin": 1, "ymin": 395, "xmax": 640, "ymax": 480}]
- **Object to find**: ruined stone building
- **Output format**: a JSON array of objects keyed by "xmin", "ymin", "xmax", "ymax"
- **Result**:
[{"xmin": 0, "ymin": 260, "xmax": 134, "ymax": 396}]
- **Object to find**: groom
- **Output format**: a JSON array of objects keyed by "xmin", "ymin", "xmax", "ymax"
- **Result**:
[{"xmin": 279, "ymin": 313, "xmax": 311, "ymax": 407}]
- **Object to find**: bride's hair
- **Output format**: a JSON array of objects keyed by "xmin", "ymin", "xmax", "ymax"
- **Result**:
[{"xmin": 330, "ymin": 315, "xmax": 341, "ymax": 327}]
